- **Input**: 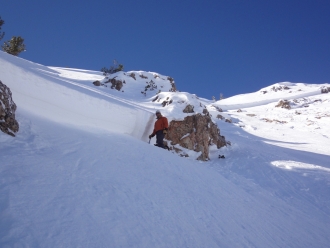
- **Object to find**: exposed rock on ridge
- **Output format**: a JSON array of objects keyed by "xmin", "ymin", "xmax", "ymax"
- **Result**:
[
  {"xmin": 321, "ymin": 86, "xmax": 330, "ymax": 93},
  {"xmin": 92, "ymin": 71, "xmax": 177, "ymax": 96},
  {"xmin": 108, "ymin": 77, "xmax": 125, "ymax": 91},
  {"xmin": 0, "ymin": 80, "xmax": 19, "ymax": 136},
  {"xmin": 183, "ymin": 104, "xmax": 194, "ymax": 113},
  {"xmin": 275, "ymin": 100, "xmax": 291, "ymax": 109}
]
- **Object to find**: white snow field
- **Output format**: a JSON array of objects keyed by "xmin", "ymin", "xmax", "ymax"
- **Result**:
[{"xmin": 0, "ymin": 51, "xmax": 330, "ymax": 247}]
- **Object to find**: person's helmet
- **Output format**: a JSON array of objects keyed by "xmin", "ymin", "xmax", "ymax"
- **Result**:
[{"xmin": 156, "ymin": 110, "xmax": 161, "ymax": 114}]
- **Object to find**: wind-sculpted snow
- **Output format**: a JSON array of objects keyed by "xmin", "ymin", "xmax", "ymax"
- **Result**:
[{"xmin": 0, "ymin": 52, "xmax": 153, "ymax": 139}]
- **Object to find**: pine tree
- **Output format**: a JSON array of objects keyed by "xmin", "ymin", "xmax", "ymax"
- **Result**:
[
  {"xmin": 2, "ymin": 36, "xmax": 26, "ymax": 56},
  {"xmin": 0, "ymin": 17, "xmax": 4, "ymax": 41}
]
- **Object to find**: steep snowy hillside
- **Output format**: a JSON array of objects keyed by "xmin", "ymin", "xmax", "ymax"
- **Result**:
[{"xmin": 1, "ymin": 51, "xmax": 330, "ymax": 247}]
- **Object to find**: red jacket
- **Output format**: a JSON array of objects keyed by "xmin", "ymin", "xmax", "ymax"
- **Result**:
[{"xmin": 152, "ymin": 116, "xmax": 168, "ymax": 135}]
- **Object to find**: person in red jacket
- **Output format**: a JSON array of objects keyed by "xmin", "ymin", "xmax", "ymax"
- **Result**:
[{"xmin": 149, "ymin": 110, "xmax": 168, "ymax": 148}]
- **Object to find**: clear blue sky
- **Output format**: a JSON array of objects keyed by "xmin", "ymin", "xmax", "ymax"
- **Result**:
[{"xmin": 2, "ymin": 0, "xmax": 330, "ymax": 99}]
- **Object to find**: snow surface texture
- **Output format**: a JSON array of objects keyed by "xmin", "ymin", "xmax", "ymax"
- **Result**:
[{"xmin": 0, "ymin": 51, "xmax": 330, "ymax": 247}]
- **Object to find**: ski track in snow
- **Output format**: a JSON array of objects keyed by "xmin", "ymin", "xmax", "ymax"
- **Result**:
[{"xmin": 1, "ymin": 51, "xmax": 330, "ymax": 247}]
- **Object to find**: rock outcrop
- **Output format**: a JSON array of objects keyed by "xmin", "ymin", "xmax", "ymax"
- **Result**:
[
  {"xmin": 275, "ymin": 100, "xmax": 291, "ymax": 109},
  {"xmin": 321, "ymin": 86, "xmax": 330, "ymax": 94},
  {"xmin": 183, "ymin": 104, "xmax": 194, "ymax": 113},
  {"xmin": 167, "ymin": 77, "xmax": 177, "ymax": 92},
  {"xmin": 108, "ymin": 77, "xmax": 124, "ymax": 91},
  {"xmin": 93, "ymin": 71, "xmax": 177, "ymax": 96},
  {"xmin": 166, "ymin": 113, "xmax": 226, "ymax": 161},
  {"xmin": 0, "ymin": 80, "xmax": 19, "ymax": 136},
  {"xmin": 212, "ymin": 105, "xmax": 223, "ymax": 112},
  {"xmin": 271, "ymin": 85, "xmax": 290, "ymax": 92}
]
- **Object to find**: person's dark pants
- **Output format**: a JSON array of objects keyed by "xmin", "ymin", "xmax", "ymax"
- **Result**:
[{"xmin": 155, "ymin": 130, "xmax": 164, "ymax": 148}]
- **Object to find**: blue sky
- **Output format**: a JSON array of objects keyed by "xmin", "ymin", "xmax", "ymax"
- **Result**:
[{"xmin": 2, "ymin": 0, "xmax": 330, "ymax": 99}]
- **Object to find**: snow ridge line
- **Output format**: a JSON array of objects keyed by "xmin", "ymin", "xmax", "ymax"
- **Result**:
[{"xmin": 215, "ymin": 90, "xmax": 323, "ymax": 110}]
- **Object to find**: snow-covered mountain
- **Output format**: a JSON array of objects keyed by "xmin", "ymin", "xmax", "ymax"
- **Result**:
[{"xmin": 1, "ymin": 51, "xmax": 329, "ymax": 247}]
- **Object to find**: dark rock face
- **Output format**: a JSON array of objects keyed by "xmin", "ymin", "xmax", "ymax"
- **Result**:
[
  {"xmin": 166, "ymin": 114, "xmax": 226, "ymax": 161},
  {"xmin": 0, "ymin": 80, "xmax": 19, "ymax": 136}
]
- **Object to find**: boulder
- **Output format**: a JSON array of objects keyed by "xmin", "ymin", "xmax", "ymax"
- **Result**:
[
  {"xmin": 166, "ymin": 113, "xmax": 226, "ymax": 161},
  {"xmin": 202, "ymin": 108, "xmax": 209, "ymax": 115},
  {"xmin": 93, "ymin": 80, "xmax": 101, "ymax": 86},
  {"xmin": 0, "ymin": 80, "xmax": 19, "ymax": 136},
  {"xmin": 183, "ymin": 104, "xmax": 194, "ymax": 113}
]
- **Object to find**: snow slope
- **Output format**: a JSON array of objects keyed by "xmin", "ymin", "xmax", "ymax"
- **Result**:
[
  {"xmin": 1, "ymin": 51, "xmax": 330, "ymax": 247},
  {"xmin": 212, "ymin": 82, "xmax": 330, "ymax": 155}
]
